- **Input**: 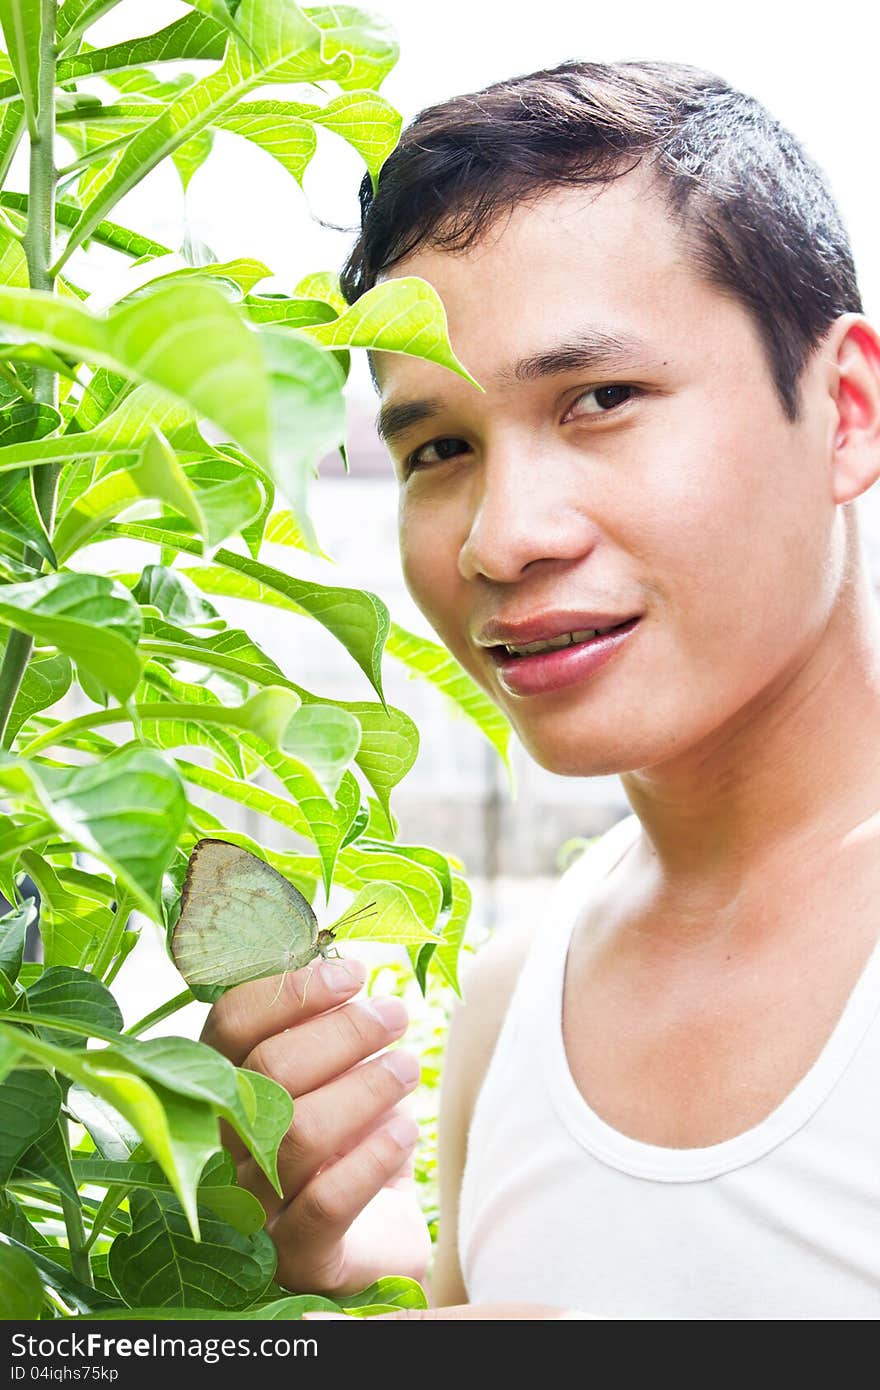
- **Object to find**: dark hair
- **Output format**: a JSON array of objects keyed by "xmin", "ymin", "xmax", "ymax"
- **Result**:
[{"xmin": 339, "ymin": 59, "xmax": 862, "ymax": 422}]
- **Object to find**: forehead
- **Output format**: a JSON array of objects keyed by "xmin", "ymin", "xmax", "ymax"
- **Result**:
[{"xmin": 372, "ymin": 167, "xmax": 722, "ymax": 395}]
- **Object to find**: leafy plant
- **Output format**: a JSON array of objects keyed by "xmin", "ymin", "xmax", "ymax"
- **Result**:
[{"xmin": 0, "ymin": 0, "xmax": 512, "ymax": 1319}]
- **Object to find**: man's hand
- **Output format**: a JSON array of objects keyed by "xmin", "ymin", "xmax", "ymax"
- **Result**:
[{"xmin": 201, "ymin": 954, "xmax": 431, "ymax": 1296}]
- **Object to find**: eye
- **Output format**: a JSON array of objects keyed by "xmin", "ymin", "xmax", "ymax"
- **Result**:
[
  {"xmin": 565, "ymin": 383, "xmax": 641, "ymax": 420},
  {"xmin": 402, "ymin": 435, "xmax": 470, "ymax": 477}
]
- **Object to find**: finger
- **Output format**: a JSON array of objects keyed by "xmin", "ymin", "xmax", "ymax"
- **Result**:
[
  {"xmin": 268, "ymin": 1109, "xmax": 419, "ymax": 1292},
  {"xmin": 201, "ymin": 954, "xmax": 366, "ymax": 1064},
  {"xmin": 226, "ymin": 993, "xmax": 409, "ymax": 1172},
  {"xmin": 242, "ymin": 992, "xmax": 408, "ymax": 1097},
  {"xmin": 238, "ymin": 1049, "xmax": 420, "ymax": 1214}
]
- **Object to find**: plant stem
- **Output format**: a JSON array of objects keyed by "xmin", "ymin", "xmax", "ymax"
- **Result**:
[
  {"xmin": 0, "ymin": 0, "xmax": 58, "ymax": 747},
  {"xmin": 91, "ymin": 893, "xmax": 130, "ymax": 981},
  {"xmin": 123, "ymin": 988, "xmax": 196, "ymax": 1038},
  {"xmin": 0, "ymin": 361, "xmax": 36, "ymax": 401},
  {"xmin": 60, "ymin": 1186, "xmax": 92, "ymax": 1288},
  {"xmin": 84, "ymin": 1185, "xmax": 128, "ymax": 1251}
]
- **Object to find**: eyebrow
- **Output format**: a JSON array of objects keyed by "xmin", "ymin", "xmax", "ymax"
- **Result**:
[{"xmin": 374, "ymin": 327, "xmax": 660, "ymax": 447}]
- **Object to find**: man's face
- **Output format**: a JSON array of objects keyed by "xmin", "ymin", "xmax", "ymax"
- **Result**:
[{"xmin": 373, "ymin": 169, "xmax": 841, "ymax": 776}]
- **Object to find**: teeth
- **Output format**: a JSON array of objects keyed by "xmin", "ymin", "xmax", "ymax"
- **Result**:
[{"xmin": 503, "ymin": 625, "xmax": 622, "ymax": 657}]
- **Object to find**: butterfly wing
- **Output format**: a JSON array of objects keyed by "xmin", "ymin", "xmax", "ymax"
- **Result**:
[{"xmin": 171, "ymin": 839, "xmax": 320, "ymax": 989}]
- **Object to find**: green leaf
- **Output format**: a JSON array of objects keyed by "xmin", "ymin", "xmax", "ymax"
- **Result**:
[
  {"xmin": 52, "ymin": 0, "xmax": 327, "ymax": 268},
  {"xmin": 264, "ymin": 505, "xmax": 333, "ymax": 560},
  {"xmin": 126, "ymin": 532, "xmax": 390, "ymax": 704},
  {"xmin": 0, "ymin": 571, "xmax": 142, "ymax": 702},
  {"xmin": 216, "ymin": 104, "xmax": 315, "ymax": 185},
  {"xmin": 294, "ymin": 270, "xmax": 348, "ymax": 316},
  {"xmin": 329, "ymin": 882, "xmax": 443, "ymax": 946},
  {"xmin": 0, "ymin": 282, "xmax": 270, "ymax": 466},
  {"xmin": 108, "ymin": 1189, "xmax": 275, "ymax": 1309},
  {"xmin": 433, "ymin": 873, "xmax": 471, "ymax": 997},
  {"xmin": 386, "ymin": 620, "xmax": 514, "ymax": 781},
  {"xmin": 4, "ymin": 650, "xmax": 72, "ymax": 748},
  {"xmin": 9, "ymin": 746, "xmax": 187, "ymax": 919},
  {"xmin": 0, "ymin": 1241, "xmax": 44, "ymax": 1318},
  {"xmin": 178, "ymin": 758, "xmax": 311, "ymax": 840},
  {"xmin": 138, "ymin": 663, "xmax": 249, "ymax": 779},
  {"xmin": 260, "ymin": 328, "xmax": 345, "ymax": 554},
  {"xmin": 357, "ymin": 838, "xmax": 454, "ymax": 912},
  {"xmin": 65, "ymin": 1084, "xmax": 141, "ymax": 1160},
  {"xmin": 0, "ymin": 219, "xmax": 28, "ymax": 288},
  {"xmin": 0, "ymin": 191, "xmax": 172, "ymax": 262},
  {"xmin": 16, "ymin": 855, "xmax": 115, "ymax": 971},
  {"xmin": 340, "ymin": 844, "xmax": 444, "ymax": 931},
  {"xmin": 105, "ymin": 1034, "xmax": 287, "ymax": 1196},
  {"xmin": 0, "ymin": 1025, "xmax": 220, "ymax": 1238},
  {"xmin": 132, "ymin": 565, "xmax": 220, "ymax": 627},
  {"xmin": 276, "ymin": 703, "xmax": 361, "ymax": 800},
  {"xmin": 0, "ymin": 896, "xmax": 34, "ymax": 993},
  {"xmin": 56, "ymin": 1, "xmax": 125, "ymax": 48},
  {"xmin": 194, "ymin": 1184, "xmax": 266, "ymax": 1235},
  {"xmin": 52, "ymin": 12, "xmax": 226, "ymax": 88},
  {"xmin": 71, "ymin": 1148, "xmax": 235, "ymax": 1190},
  {"xmin": 0, "ymin": 384, "xmax": 197, "ymax": 477},
  {"xmin": 12, "ymin": 1117, "xmax": 78, "ymax": 1204},
  {"xmin": 124, "ymin": 255, "xmax": 272, "ymax": 302},
  {"xmin": 0, "ymin": 98, "xmax": 24, "ymax": 189},
  {"xmin": 234, "ymin": 1069, "xmax": 292, "ymax": 1198},
  {"xmin": 0, "ymin": 0, "xmax": 43, "ymax": 136},
  {"xmin": 173, "ymin": 562, "xmax": 424, "ymax": 813},
  {"xmin": 243, "ymin": 293, "xmax": 337, "ymax": 329},
  {"xmin": 299, "ymin": 275, "xmax": 481, "ymax": 389},
  {"xmin": 53, "ymin": 431, "xmax": 211, "ymax": 563},
  {"xmin": 309, "ymin": 89, "xmax": 401, "ymax": 189},
  {"xmin": 335, "ymin": 1275, "xmax": 428, "ymax": 1311},
  {"xmin": 0, "ymin": 401, "xmax": 62, "ymax": 566},
  {"xmin": 25, "ymin": 966, "xmax": 123, "ymax": 1047},
  {"xmin": 0, "ymin": 1030, "xmax": 20, "ymax": 1082},
  {"xmin": 304, "ymin": 3, "xmax": 399, "ymax": 91},
  {"xmin": 115, "ymin": 545, "xmax": 418, "ymax": 815},
  {"xmin": 0, "ymin": 1066, "xmax": 61, "ymax": 1184},
  {"xmin": 256, "ymin": 748, "xmax": 360, "ymax": 900}
]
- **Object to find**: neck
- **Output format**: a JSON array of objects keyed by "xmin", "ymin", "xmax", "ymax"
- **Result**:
[{"xmin": 619, "ymin": 557, "xmax": 880, "ymax": 912}]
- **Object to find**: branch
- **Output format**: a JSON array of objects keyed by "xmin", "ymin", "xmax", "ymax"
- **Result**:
[{"xmin": 0, "ymin": 0, "xmax": 57, "ymax": 745}]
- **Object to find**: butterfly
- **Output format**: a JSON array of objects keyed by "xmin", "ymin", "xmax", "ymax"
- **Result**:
[{"xmin": 170, "ymin": 838, "xmax": 376, "ymax": 998}]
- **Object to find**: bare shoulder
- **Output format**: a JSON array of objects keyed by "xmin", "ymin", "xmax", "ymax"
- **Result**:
[
  {"xmin": 428, "ymin": 913, "xmax": 540, "ymax": 1306},
  {"xmin": 450, "ymin": 916, "xmax": 539, "ymax": 1113}
]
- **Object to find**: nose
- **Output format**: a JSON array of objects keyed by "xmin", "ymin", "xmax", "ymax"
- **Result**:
[{"xmin": 457, "ymin": 440, "xmax": 602, "ymax": 583}]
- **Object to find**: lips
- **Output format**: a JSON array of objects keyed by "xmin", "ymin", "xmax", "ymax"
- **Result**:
[
  {"xmin": 477, "ymin": 609, "xmax": 643, "ymax": 650},
  {"xmin": 487, "ymin": 616, "xmax": 637, "ymax": 660},
  {"xmin": 488, "ymin": 616, "xmax": 642, "ymax": 697}
]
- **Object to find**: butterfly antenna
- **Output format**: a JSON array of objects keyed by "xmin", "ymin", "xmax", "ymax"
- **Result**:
[{"xmin": 333, "ymin": 899, "xmax": 379, "ymax": 931}]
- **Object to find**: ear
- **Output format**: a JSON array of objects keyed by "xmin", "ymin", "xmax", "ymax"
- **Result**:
[{"xmin": 827, "ymin": 313, "xmax": 880, "ymax": 504}]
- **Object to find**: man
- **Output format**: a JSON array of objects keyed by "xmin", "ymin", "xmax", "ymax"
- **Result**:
[{"xmin": 204, "ymin": 60, "xmax": 880, "ymax": 1319}]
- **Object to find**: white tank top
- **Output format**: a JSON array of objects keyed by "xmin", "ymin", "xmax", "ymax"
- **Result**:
[{"xmin": 458, "ymin": 813, "xmax": 880, "ymax": 1319}]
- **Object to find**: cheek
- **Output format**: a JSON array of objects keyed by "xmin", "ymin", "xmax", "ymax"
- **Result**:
[
  {"xmin": 398, "ymin": 497, "xmax": 461, "ymax": 633},
  {"xmin": 647, "ymin": 414, "xmax": 837, "ymax": 673}
]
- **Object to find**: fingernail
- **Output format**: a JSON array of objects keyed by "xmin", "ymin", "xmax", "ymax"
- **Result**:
[
  {"xmin": 363, "ymin": 995, "xmax": 408, "ymax": 1033},
  {"xmin": 319, "ymin": 957, "xmax": 366, "ymax": 994},
  {"xmin": 384, "ymin": 1112, "xmax": 419, "ymax": 1149},
  {"xmin": 382, "ymin": 1050, "xmax": 420, "ymax": 1086}
]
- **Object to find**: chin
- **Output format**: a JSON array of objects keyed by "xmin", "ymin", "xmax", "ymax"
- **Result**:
[
  {"xmin": 514, "ymin": 716, "xmax": 696, "ymax": 779},
  {"xmin": 514, "ymin": 728, "xmax": 638, "ymax": 779}
]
